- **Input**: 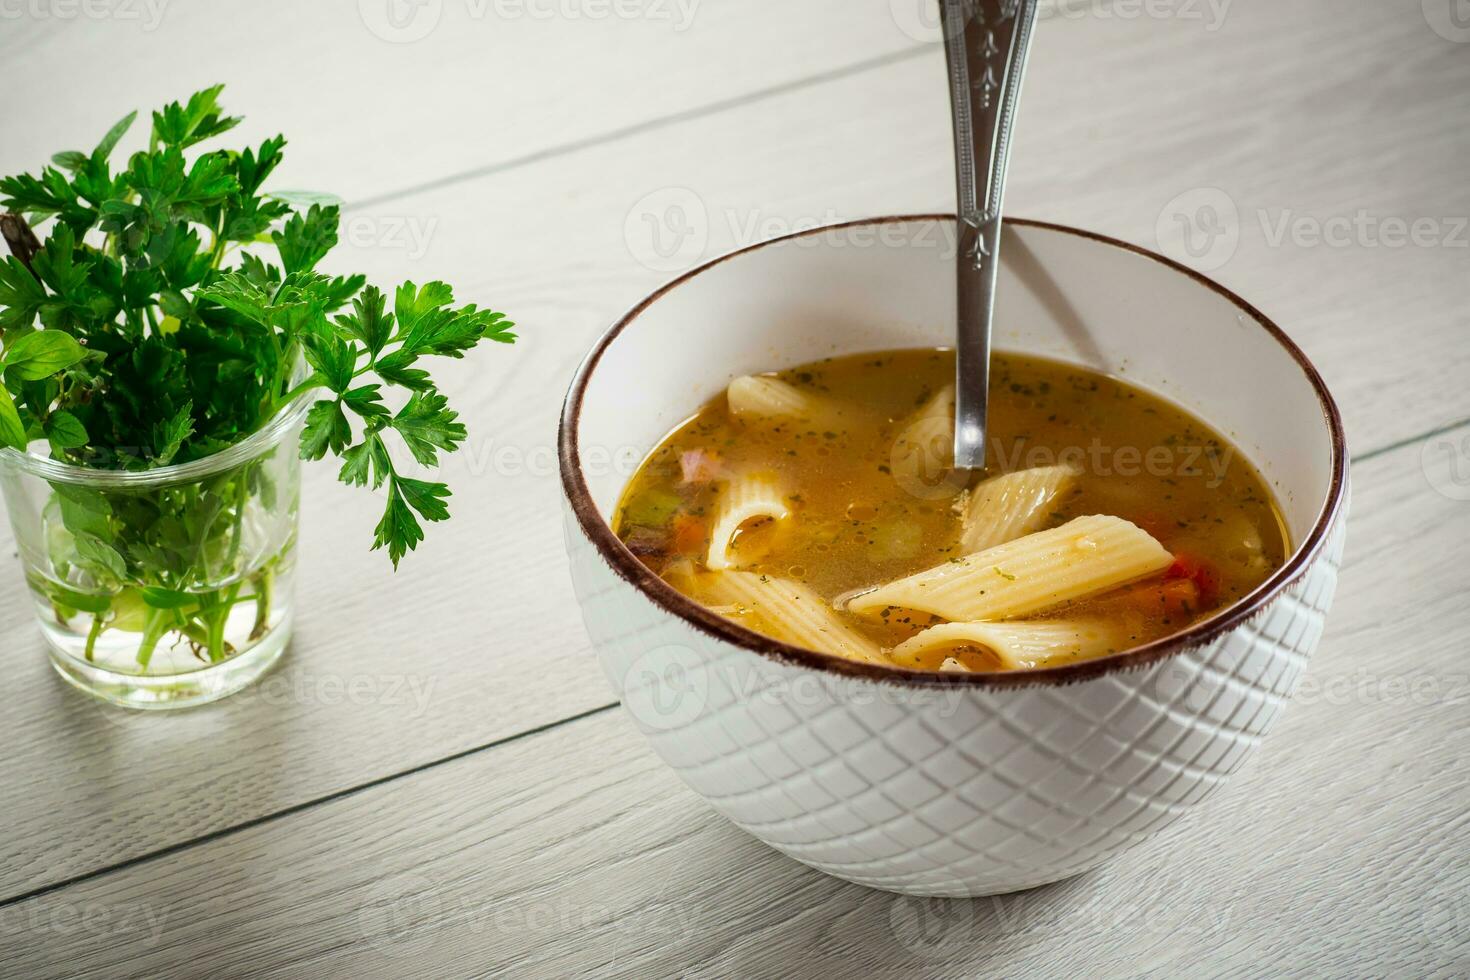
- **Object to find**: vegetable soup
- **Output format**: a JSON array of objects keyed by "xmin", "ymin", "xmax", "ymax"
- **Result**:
[{"xmin": 614, "ymin": 349, "xmax": 1288, "ymax": 672}]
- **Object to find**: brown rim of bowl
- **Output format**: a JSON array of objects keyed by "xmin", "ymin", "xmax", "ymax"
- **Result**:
[{"xmin": 558, "ymin": 214, "xmax": 1349, "ymax": 691}]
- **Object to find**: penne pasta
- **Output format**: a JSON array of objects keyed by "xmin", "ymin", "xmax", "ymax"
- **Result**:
[
  {"xmin": 706, "ymin": 472, "xmax": 790, "ymax": 570},
  {"xmin": 890, "ymin": 384, "xmax": 965, "ymax": 499},
  {"xmin": 915, "ymin": 384, "xmax": 956, "ymax": 424},
  {"xmin": 890, "ymin": 619, "xmax": 1133, "ymax": 671},
  {"xmin": 893, "ymin": 383, "xmax": 955, "ymax": 466},
  {"xmin": 893, "ymin": 382, "xmax": 952, "ymax": 464},
  {"xmin": 847, "ymin": 515, "xmax": 1173, "ymax": 622},
  {"xmin": 727, "ymin": 376, "xmax": 835, "ymax": 424},
  {"xmin": 960, "ymin": 463, "xmax": 1082, "ymax": 553},
  {"xmin": 1219, "ymin": 508, "xmax": 1271, "ymax": 572},
  {"xmin": 695, "ymin": 570, "xmax": 887, "ymax": 664}
]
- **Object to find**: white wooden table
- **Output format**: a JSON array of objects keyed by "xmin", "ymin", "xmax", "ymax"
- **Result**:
[{"xmin": 3, "ymin": 3, "xmax": 1468, "ymax": 976}]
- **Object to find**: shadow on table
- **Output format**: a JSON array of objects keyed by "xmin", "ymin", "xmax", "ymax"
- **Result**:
[{"xmin": 609, "ymin": 812, "xmax": 1102, "ymax": 978}]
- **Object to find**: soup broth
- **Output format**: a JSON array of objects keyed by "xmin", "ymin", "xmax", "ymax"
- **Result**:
[{"xmin": 614, "ymin": 349, "xmax": 1288, "ymax": 672}]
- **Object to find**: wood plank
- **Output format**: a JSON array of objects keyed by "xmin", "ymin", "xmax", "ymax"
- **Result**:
[
  {"xmin": 4, "ymin": 0, "xmax": 1468, "ymax": 902},
  {"xmin": 5, "ymin": 427, "xmax": 1468, "ymax": 979},
  {"xmin": 0, "ymin": 0, "xmax": 923, "ymax": 204},
  {"xmin": 322, "ymin": 0, "xmax": 1469, "ymax": 459}
]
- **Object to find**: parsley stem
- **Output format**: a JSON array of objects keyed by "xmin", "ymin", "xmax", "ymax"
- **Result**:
[
  {"xmin": 273, "ymin": 378, "xmax": 322, "ymax": 415},
  {"xmin": 84, "ymin": 614, "xmax": 104, "ymax": 662},
  {"xmin": 248, "ymin": 568, "xmax": 272, "ymax": 641},
  {"xmin": 136, "ymin": 607, "xmax": 171, "ymax": 670},
  {"xmin": 207, "ymin": 214, "xmax": 228, "ymax": 269},
  {"xmin": 204, "ymin": 583, "xmax": 241, "ymax": 662},
  {"xmin": 225, "ymin": 473, "xmax": 249, "ymax": 568}
]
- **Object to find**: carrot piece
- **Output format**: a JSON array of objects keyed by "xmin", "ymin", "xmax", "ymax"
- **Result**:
[
  {"xmin": 1158, "ymin": 578, "xmax": 1200, "ymax": 617},
  {"xmin": 1118, "ymin": 578, "xmax": 1199, "ymax": 618},
  {"xmin": 672, "ymin": 515, "xmax": 708, "ymax": 556}
]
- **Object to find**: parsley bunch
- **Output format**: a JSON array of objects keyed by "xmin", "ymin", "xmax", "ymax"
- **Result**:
[{"xmin": 0, "ymin": 85, "xmax": 515, "ymax": 567}]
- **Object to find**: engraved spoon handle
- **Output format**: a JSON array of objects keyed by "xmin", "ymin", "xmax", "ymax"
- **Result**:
[{"xmin": 943, "ymin": 0, "xmax": 1040, "ymax": 471}]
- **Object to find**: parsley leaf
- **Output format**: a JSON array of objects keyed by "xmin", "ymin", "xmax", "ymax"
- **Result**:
[
  {"xmin": 397, "ymin": 477, "xmax": 452, "ymax": 523},
  {"xmin": 389, "ymin": 390, "xmax": 466, "ymax": 466},
  {"xmin": 93, "ymin": 110, "xmax": 138, "ymax": 162},
  {"xmin": 339, "ymin": 433, "xmax": 392, "ymax": 489},
  {"xmin": 373, "ymin": 476, "xmax": 452, "ymax": 567},
  {"xmin": 373, "ymin": 479, "xmax": 424, "ymax": 566},
  {"xmin": 302, "ymin": 327, "xmax": 356, "ymax": 394},
  {"xmin": 0, "ymin": 257, "xmax": 47, "ymax": 329},
  {"xmin": 300, "ymin": 400, "xmax": 351, "ymax": 460},
  {"xmin": 335, "ymin": 285, "xmax": 393, "ymax": 357},
  {"xmin": 342, "ymin": 384, "xmax": 388, "ymax": 418},
  {"xmin": 273, "ymin": 204, "xmax": 339, "ymax": 275},
  {"xmin": 151, "ymin": 85, "xmax": 241, "ymax": 150},
  {"xmin": 0, "ymin": 85, "xmax": 517, "ymax": 569}
]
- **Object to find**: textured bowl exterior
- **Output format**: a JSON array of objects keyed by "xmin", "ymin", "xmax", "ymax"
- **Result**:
[
  {"xmin": 564, "ymin": 496, "xmax": 1347, "ymax": 897},
  {"xmin": 560, "ymin": 217, "xmax": 1348, "ymax": 897}
]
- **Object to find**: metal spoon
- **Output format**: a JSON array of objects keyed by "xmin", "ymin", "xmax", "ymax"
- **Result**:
[{"xmin": 942, "ymin": 0, "xmax": 1040, "ymax": 472}]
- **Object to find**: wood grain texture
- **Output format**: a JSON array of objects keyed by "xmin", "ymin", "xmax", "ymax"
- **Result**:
[
  {"xmin": 0, "ymin": 0, "xmax": 1467, "ymax": 951},
  {"xmin": 0, "ymin": 0, "xmax": 924, "ymax": 204},
  {"xmin": 5, "ymin": 433, "xmax": 1469, "ymax": 979}
]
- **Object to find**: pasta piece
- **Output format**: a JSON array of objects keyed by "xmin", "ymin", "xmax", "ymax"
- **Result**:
[
  {"xmin": 847, "ymin": 515, "xmax": 1173, "ymax": 621},
  {"xmin": 1219, "ymin": 509, "xmax": 1271, "ymax": 572},
  {"xmin": 890, "ymin": 384, "xmax": 966, "ymax": 499},
  {"xmin": 660, "ymin": 558, "xmax": 698, "ymax": 593},
  {"xmin": 695, "ymin": 570, "xmax": 886, "ymax": 664},
  {"xmin": 706, "ymin": 473, "xmax": 790, "ymax": 571},
  {"xmin": 961, "ymin": 463, "xmax": 1082, "ymax": 553},
  {"xmin": 893, "ymin": 383, "xmax": 955, "ymax": 466},
  {"xmin": 891, "ymin": 620, "xmax": 1132, "ymax": 671},
  {"xmin": 910, "ymin": 384, "xmax": 956, "ymax": 425},
  {"xmin": 727, "ymin": 376, "xmax": 834, "ymax": 423}
]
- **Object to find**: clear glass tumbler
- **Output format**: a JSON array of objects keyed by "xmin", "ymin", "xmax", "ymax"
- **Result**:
[{"xmin": 0, "ymin": 396, "xmax": 308, "ymax": 709}]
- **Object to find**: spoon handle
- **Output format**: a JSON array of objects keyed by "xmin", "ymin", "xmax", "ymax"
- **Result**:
[{"xmin": 943, "ymin": 0, "xmax": 1040, "ymax": 470}]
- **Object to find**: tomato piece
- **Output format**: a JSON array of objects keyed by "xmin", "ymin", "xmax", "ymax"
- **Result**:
[{"xmin": 1167, "ymin": 551, "xmax": 1221, "ymax": 606}]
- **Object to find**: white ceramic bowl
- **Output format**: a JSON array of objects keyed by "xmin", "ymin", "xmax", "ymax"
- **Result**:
[{"xmin": 559, "ymin": 216, "xmax": 1348, "ymax": 897}]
